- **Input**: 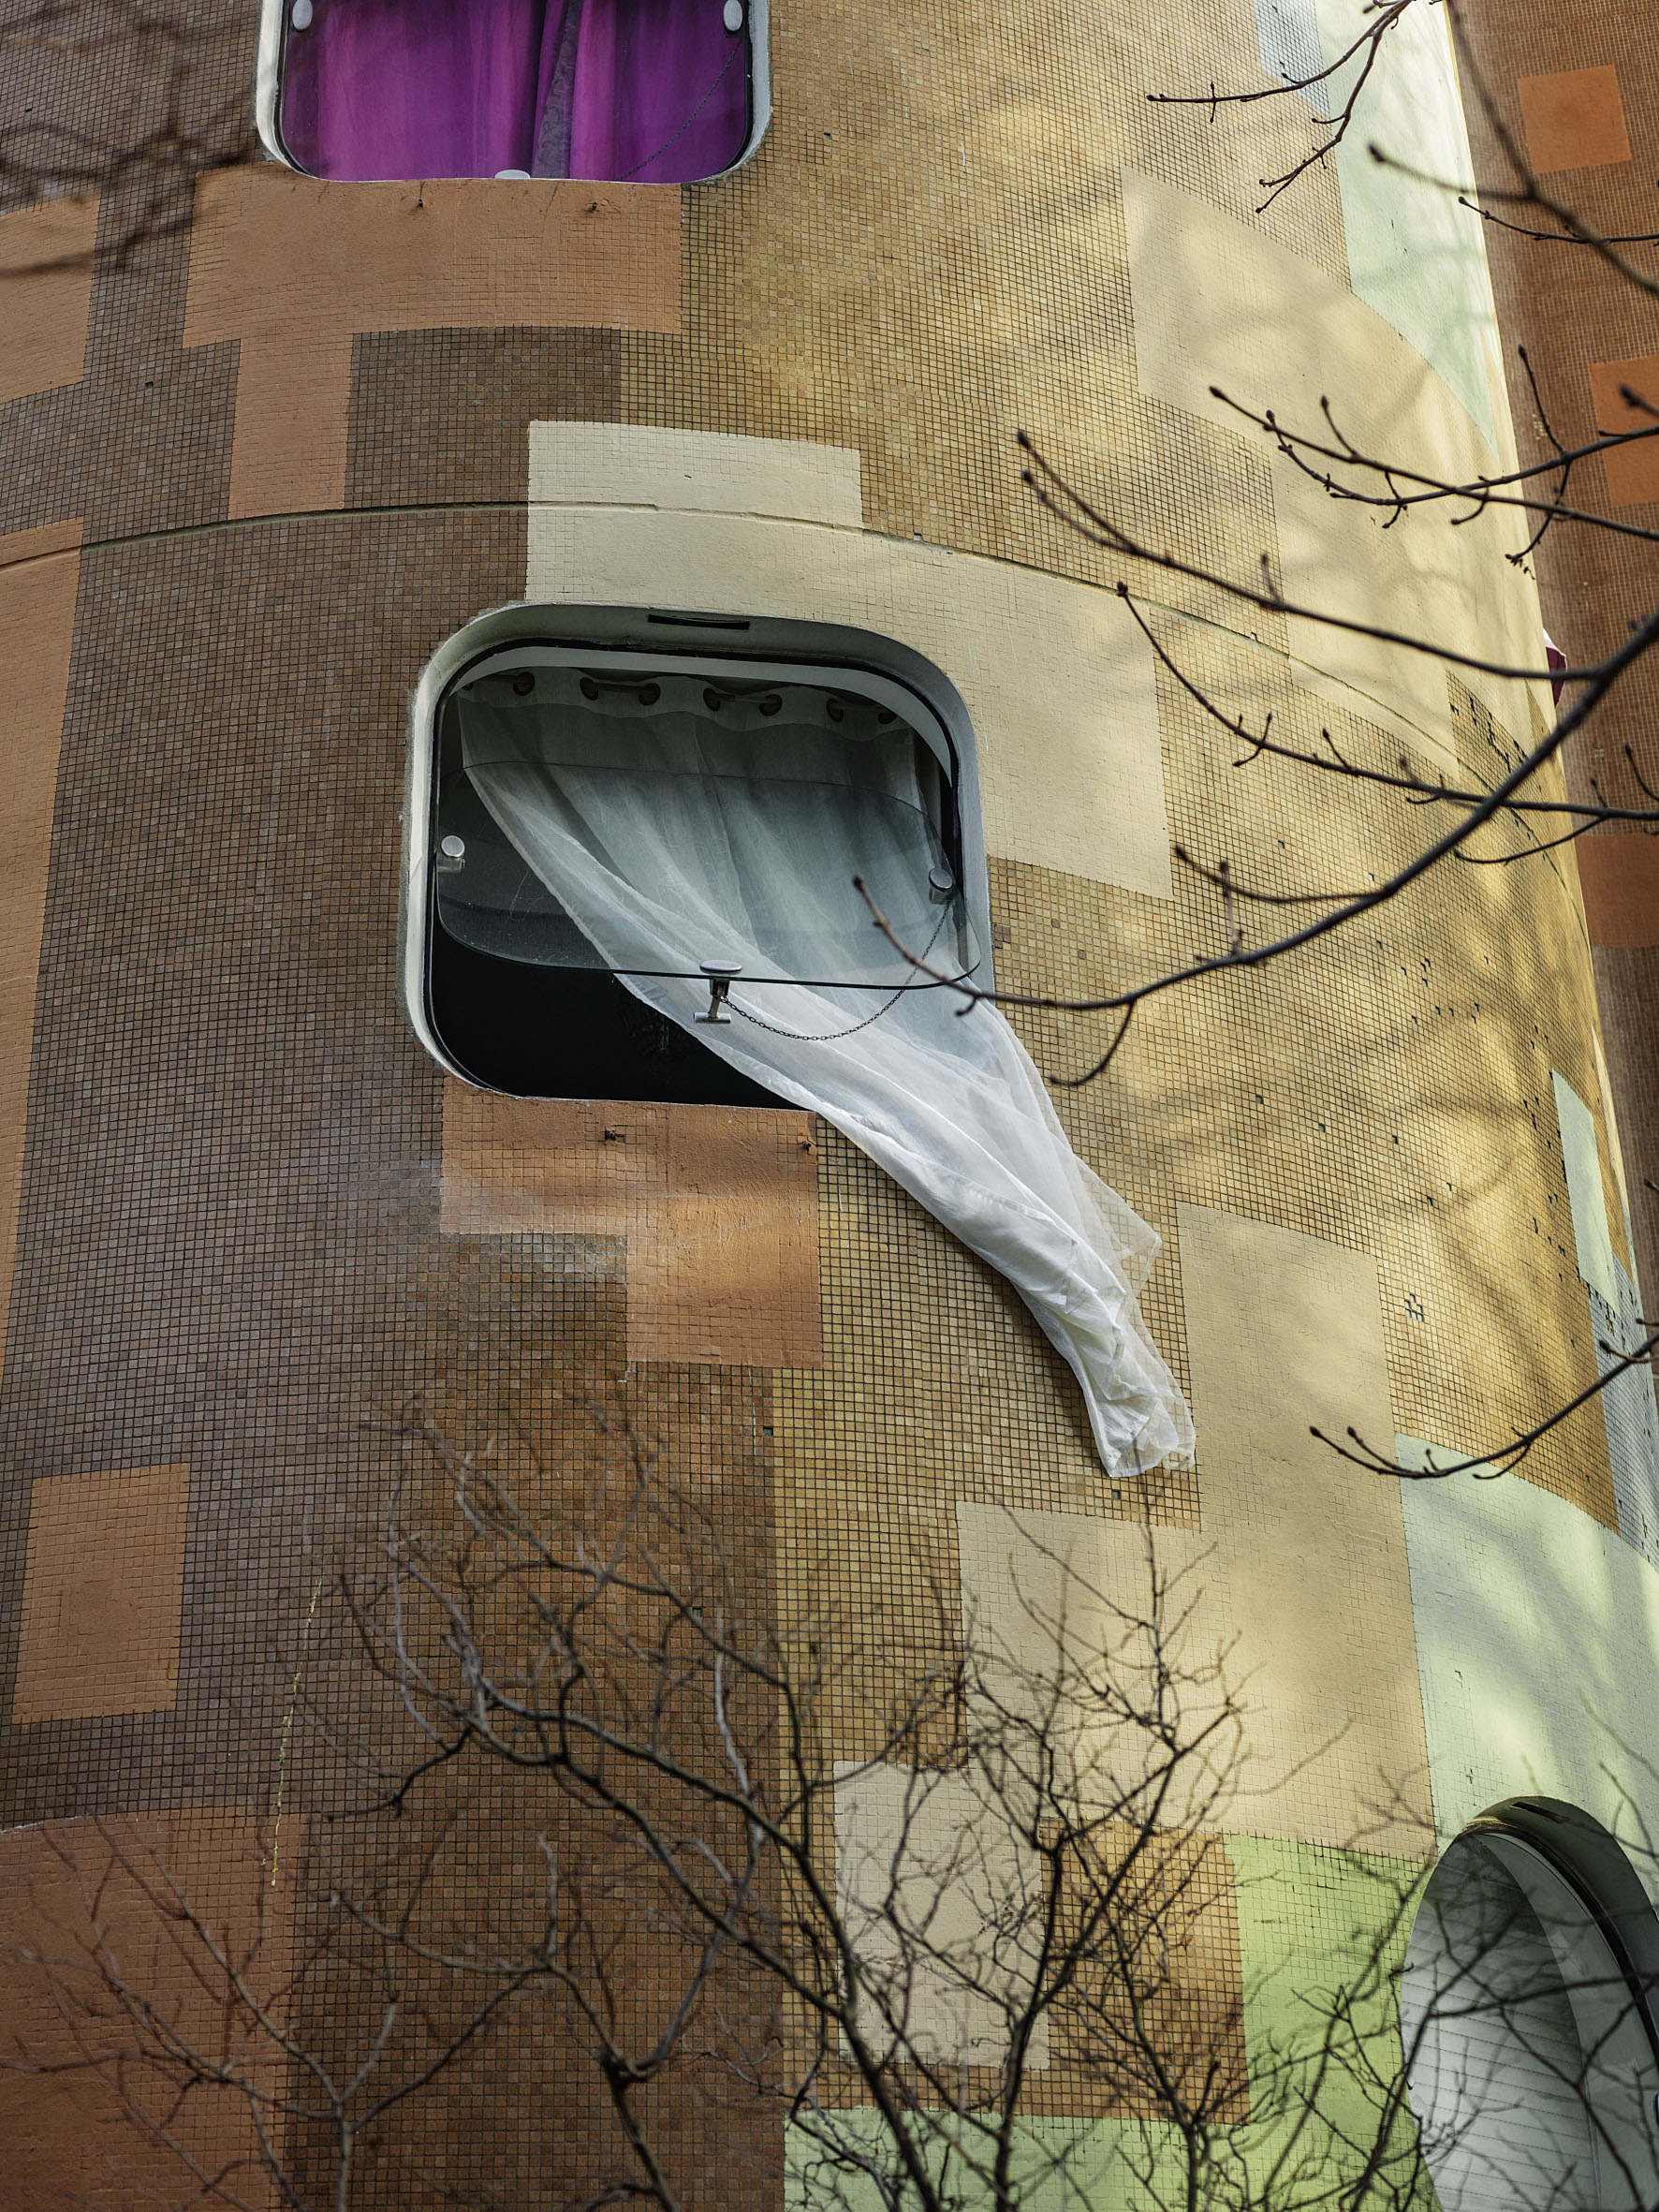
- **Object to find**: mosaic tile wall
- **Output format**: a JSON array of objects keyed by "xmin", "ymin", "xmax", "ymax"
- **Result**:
[
  {"xmin": 0, "ymin": 0, "xmax": 1648, "ymax": 2201},
  {"xmin": 1451, "ymin": 0, "xmax": 1659, "ymax": 1304}
]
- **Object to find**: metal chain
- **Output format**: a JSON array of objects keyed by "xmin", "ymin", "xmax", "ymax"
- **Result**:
[
  {"xmin": 731, "ymin": 985, "xmax": 911, "ymax": 1042},
  {"xmin": 727, "ymin": 909, "xmax": 954, "ymax": 1042}
]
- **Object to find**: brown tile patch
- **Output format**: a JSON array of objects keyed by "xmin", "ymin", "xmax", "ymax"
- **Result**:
[
  {"xmin": 347, "ymin": 327, "xmax": 622, "ymax": 509},
  {"xmin": 1593, "ymin": 946, "xmax": 1659, "ymax": 1301},
  {"xmin": 1045, "ymin": 1823, "xmax": 1249, "ymax": 2120},
  {"xmin": 1519, "ymin": 66, "xmax": 1632, "ymax": 174},
  {"xmin": 0, "ymin": 1808, "xmax": 285, "ymax": 2211},
  {"xmin": 441, "ymin": 1085, "xmax": 823, "ymax": 1367},
  {"xmin": 1590, "ymin": 355, "xmax": 1659, "ymax": 506},
  {"xmin": 184, "ymin": 170, "xmax": 679, "ymax": 518},
  {"xmin": 12, "ymin": 1466, "xmax": 189, "ymax": 1723},
  {"xmin": 0, "ymin": 521, "xmax": 80, "ymax": 1379},
  {"xmin": 0, "ymin": 197, "xmax": 98, "ymax": 408},
  {"xmin": 1578, "ymin": 833, "xmax": 1659, "ymax": 947}
]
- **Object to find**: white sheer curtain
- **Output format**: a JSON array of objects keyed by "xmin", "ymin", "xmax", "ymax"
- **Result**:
[{"xmin": 461, "ymin": 700, "xmax": 1194, "ymax": 1479}]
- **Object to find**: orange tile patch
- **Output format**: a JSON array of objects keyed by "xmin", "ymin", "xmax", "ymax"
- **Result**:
[
  {"xmin": 1519, "ymin": 66, "xmax": 1631, "ymax": 174},
  {"xmin": 1590, "ymin": 356, "xmax": 1659, "ymax": 506},
  {"xmin": 441, "ymin": 1084, "xmax": 824, "ymax": 1367},
  {"xmin": 184, "ymin": 170, "xmax": 681, "ymax": 520},
  {"xmin": 0, "ymin": 195, "xmax": 98, "ymax": 406},
  {"xmin": 228, "ymin": 332, "xmax": 355, "ymax": 519},
  {"xmin": 1576, "ymin": 833, "xmax": 1659, "ymax": 948},
  {"xmin": 0, "ymin": 1810, "xmax": 286, "ymax": 2211},
  {"xmin": 12, "ymin": 1466, "xmax": 190, "ymax": 1723}
]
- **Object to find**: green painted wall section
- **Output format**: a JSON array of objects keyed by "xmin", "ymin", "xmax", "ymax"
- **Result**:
[
  {"xmin": 1397, "ymin": 1432, "xmax": 1659, "ymax": 1892},
  {"xmin": 784, "ymin": 1835, "xmax": 1430, "ymax": 2210},
  {"xmin": 1312, "ymin": 0, "xmax": 1499, "ymax": 446}
]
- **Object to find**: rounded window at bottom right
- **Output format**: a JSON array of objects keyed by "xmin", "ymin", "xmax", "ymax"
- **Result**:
[{"xmin": 1402, "ymin": 1801, "xmax": 1659, "ymax": 2212}]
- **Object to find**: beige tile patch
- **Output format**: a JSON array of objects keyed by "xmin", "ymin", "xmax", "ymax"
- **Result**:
[
  {"xmin": 441, "ymin": 1084, "xmax": 823, "ymax": 1367},
  {"xmin": 12, "ymin": 1466, "xmax": 190, "ymax": 1723},
  {"xmin": 1121, "ymin": 169, "xmax": 1543, "ymax": 774},
  {"xmin": 1174, "ymin": 1202, "xmax": 1431, "ymax": 1851},
  {"xmin": 528, "ymin": 421, "xmax": 864, "ymax": 526},
  {"xmin": 526, "ymin": 494, "xmax": 1174, "ymax": 899}
]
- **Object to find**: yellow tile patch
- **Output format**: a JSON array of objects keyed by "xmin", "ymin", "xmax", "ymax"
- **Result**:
[
  {"xmin": 441, "ymin": 1084, "xmax": 823, "ymax": 1367},
  {"xmin": 955, "ymin": 1202, "xmax": 1436, "ymax": 1857}
]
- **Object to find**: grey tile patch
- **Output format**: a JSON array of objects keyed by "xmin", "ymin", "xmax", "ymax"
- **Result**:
[{"xmin": 1254, "ymin": 0, "xmax": 1327, "ymax": 108}]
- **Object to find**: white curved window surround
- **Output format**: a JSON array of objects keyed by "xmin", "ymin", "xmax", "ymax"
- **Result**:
[
  {"xmin": 1402, "ymin": 1814, "xmax": 1659, "ymax": 2212},
  {"xmin": 407, "ymin": 609, "xmax": 1195, "ymax": 1482},
  {"xmin": 256, "ymin": 0, "xmax": 771, "ymax": 184}
]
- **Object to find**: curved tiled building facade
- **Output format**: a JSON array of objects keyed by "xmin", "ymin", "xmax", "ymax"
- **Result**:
[{"xmin": 2, "ymin": 0, "xmax": 1658, "ymax": 2205}]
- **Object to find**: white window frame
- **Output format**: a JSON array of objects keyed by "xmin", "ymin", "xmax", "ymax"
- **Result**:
[
  {"xmin": 403, "ymin": 602, "xmax": 995, "ymax": 1094},
  {"xmin": 255, "ymin": 0, "xmax": 771, "ymax": 183}
]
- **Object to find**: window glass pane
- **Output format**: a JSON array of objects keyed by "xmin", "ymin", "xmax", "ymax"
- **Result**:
[
  {"xmin": 279, "ymin": 0, "xmax": 751, "ymax": 183},
  {"xmin": 436, "ymin": 667, "xmax": 980, "ymax": 993}
]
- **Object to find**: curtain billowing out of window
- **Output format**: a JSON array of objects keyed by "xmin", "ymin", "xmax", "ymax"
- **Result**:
[
  {"xmin": 281, "ymin": 0, "xmax": 749, "ymax": 184},
  {"xmin": 458, "ymin": 690, "xmax": 1196, "ymax": 1481}
]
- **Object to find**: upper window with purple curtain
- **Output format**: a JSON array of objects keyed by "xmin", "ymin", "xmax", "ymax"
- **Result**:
[{"xmin": 258, "ymin": 0, "xmax": 766, "ymax": 184}]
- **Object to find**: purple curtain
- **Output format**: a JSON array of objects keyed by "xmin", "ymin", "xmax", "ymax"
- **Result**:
[
  {"xmin": 564, "ymin": 0, "xmax": 748, "ymax": 183},
  {"xmin": 281, "ymin": 0, "xmax": 749, "ymax": 185},
  {"xmin": 282, "ymin": 0, "xmax": 551, "ymax": 180}
]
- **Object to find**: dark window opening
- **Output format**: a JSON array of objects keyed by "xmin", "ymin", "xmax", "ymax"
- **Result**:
[
  {"xmin": 420, "ymin": 643, "xmax": 980, "ymax": 1105},
  {"xmin": 429, "ymin": 931, "xmax": 786, "ymax": 1104},
  {"xmin": 273, "ymin": 0, "xmax": 757, "ymax": 184}
]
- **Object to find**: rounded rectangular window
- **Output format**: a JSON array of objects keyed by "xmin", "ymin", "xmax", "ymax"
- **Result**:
[
  {"xmin": 1402, "ymin": 1802, "xmax": 1659, "ymax": 2212},
  {"xmin": 406, "ymin": 611, "xmax": 991, "ymax": 1105},
  {"xmin": 257, "ymin": 0, "xmax": 768, "ymax": 184}
]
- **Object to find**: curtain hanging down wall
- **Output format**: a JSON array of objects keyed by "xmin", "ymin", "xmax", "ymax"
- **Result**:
[
  {"xmin": 281, "ymin": 0, "xmax": 749, "ymax": 184},
  {"xmin": 462, "ymin": 713, "xmax": 1197, "ymax": 1482}
]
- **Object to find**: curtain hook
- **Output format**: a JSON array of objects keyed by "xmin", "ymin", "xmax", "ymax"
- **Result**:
[{"xmin": 695, "ymin": 961, "xmax": 742, "ymax": 1024}]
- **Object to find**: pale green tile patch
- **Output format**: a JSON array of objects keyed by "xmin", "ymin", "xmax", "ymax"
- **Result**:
[
  {"xmin": 1552, "ymin": 1069, "xmax": 1618, "ymax": 1307},
  {"xmin": 785, "ymin": 1835, "xmax": 1431, "ymax": 2210},
  {"xmin": 1397, "ymin": 1432, "xmax": 1659, "ymax": 1891},
  {"xmin": 1312, "ymin": 0, "xmax": 1498, "ymax": 447}
]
